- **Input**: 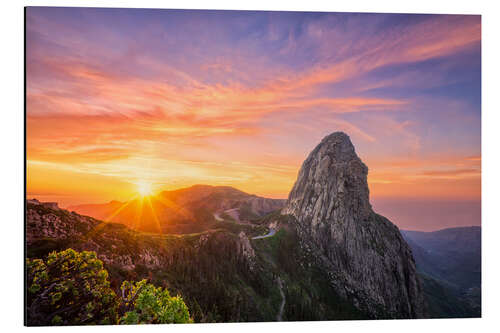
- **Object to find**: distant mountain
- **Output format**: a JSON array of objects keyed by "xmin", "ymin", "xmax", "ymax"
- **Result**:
[
  {"xmin": 68, "ymin": 185, "xmax": 285, "ymax": 234},
  {"xmin": 401, "ymin": 227, "xmax": 481, "ymax": 290},
  {"xmin": 401, "ymin": 227, "xmax": 481, "ymax": 317}
]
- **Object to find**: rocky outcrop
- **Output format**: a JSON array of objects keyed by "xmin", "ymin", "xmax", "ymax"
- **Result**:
[
  {"xmin": 26, "ymin": 202, "xmax": 98, "ymax": 245},
  {"xmin": 27, "ymin": 198, "xmax": 60, "ymax": 210},
  {"xmin": 283, "ymin": 132, "xmax": 426, "ymax": 318},
  {"xmin": 238, "ymin": 231, "xmax": 257, "ymax": 270}
]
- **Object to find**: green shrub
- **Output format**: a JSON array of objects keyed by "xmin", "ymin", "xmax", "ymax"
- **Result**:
[
  {"xmin": 26, "ymin": 248, "xmax": 118, "ymax": 325},
  {"xmin": 119, "ymin": 279, "xmax": 192, "ymax": 324},
  {"xmin": 26, "ymin": 249, "xmax": 192, "ymax": 326}
]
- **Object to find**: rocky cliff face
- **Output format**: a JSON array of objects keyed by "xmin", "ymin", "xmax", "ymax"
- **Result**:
[{"xmin": 283, "ymin": 132, "xmax": 426, "ymax": 318}]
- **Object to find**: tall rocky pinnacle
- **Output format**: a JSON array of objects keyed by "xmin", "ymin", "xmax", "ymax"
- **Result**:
[{"xmin": 283, "ymin": 132, "xmax": 426, "ymax": 318}]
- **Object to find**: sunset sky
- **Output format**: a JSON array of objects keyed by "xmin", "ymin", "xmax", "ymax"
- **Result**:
[{"xmin": 26, "ymin": 7, "xmax": 481, "ymax": 231}]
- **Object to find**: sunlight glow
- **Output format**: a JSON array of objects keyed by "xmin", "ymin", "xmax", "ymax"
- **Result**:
[{"xmin": 137, "ymin": 181, "xmax": 153, "ymax": 197}]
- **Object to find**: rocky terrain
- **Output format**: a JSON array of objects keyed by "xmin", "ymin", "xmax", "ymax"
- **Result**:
[
  {"xmin": 283, "ymin": 132, "xmax": 425, "ymax": 318},
  {"xmin": 26, "ymin": 132, "xmax": 482, "ymax": 321},
  {"xmin": 27, "ymin": 199, "xmax": 259, "ymax": 272},
  {"xmin": 27, "ymin": 197, "xmax": 366, "ymax": 322},
  {"xmin": 26, "ymin": 199, "xmax": 279, "ymax": 322}
]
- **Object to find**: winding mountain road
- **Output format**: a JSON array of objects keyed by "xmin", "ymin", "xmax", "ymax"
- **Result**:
[
  {"xmin": 213, "ymin": 208, "xmax": 241, "ymax": 223},
  {"xmin": 214, "ymin": 209, "xmax": 277, "ymax": 239},
  {"xmin": 251, "ymin": 228, "xmax": 276, "ymax": 240}
]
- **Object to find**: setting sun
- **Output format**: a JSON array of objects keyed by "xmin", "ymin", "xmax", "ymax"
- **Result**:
[{"xmin": 137, "ymin": 181, "xmax": 153, "ymax": 197}]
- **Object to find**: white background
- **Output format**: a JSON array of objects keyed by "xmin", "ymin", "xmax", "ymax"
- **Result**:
[{"xmin": 1, "ymin": 0, "xmax": 498, "ymax": 332}]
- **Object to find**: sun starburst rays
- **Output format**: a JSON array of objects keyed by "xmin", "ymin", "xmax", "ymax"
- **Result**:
[
  {"xmin": 145, "ymin": 196, "xmax": 163, "ymax": 234},
  {"xmin": 85, "ymin": 180, "xmax": 170, "ymax": 236}
]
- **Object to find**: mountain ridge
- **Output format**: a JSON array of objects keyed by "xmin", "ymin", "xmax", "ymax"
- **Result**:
[
  {"xmin": 68, "ymin": 184, "xmax": 286, "ymax": 234},
  {"xmin": 401, "ymin": 226, "xmax": 481, "ymax": 317}
]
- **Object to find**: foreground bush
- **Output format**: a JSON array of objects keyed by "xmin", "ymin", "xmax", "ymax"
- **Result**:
[
  {"xmin": 26, "ymin": 249, "xmax": 191, "ymax": 326},
  {"xmin": 119, "ymin": 280, "xmax": 192, "ymax": 324}
]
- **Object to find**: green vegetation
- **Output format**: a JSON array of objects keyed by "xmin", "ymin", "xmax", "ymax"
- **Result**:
[
  {"xmin": 214, "ymin": 218, "xmax": 267, "ymax": 236},
  {"xmin": 253, "ymin": 210, "xmax": 289, "ymax": 226},
  {"xmin": 419, "ymin": 273, "xmax": 480, "ymax": 318},
  {"xmin": 26, "ymin": 203, "xmax": 367, "ymax": 323},
  {"xmin": 26, "ymin": 249, "xmax": 192, "ymax": 326},
  {"xmin": 26, "ymin": 187, "xmax": 482, "ymax": 322},
  {"xmin": 27, "ymin": 249, "xmax": 118, "ymax": 325},
  {"xmin": 133, "ymin": 231, "xmax": 279, "ymax": 322},
  {"xmin": 251, "ymin": 223, "xmax": 366, "ymax": 321},
  {"xmin": 119, "ymin": 280, "xmax": 192, "ymax": 324},
  {"xmin": 27, "ymin": 237, "xmax": 71, "ymax": 259}
]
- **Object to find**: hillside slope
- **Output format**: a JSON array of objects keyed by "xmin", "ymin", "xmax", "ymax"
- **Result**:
[
  {"xmin": 68, "ymin": 185, "xmax": 285, "ymax": 234},
  {"xmin": 401, "ymin": 227, "xmax": 481, "ymax": 317},
  {"xmin": 26, "ymin": 200, "xmax": 366, "ymax": 322}
]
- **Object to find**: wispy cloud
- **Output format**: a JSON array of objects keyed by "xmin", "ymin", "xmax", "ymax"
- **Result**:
[
  {"xmin": 419, "ymin": 168, "xmax": 480, "ymax": 179},
  {"xmin": 26, "ymin": 8, "xmax": 481, "ymax": 208}
]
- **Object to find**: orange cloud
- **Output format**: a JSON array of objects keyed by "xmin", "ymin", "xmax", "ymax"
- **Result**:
[
  {"xmin": 26, "ymin": 12, "xmax": 481, "ymax": 208},
  {"xmin": 419, "ymin": 168, "xmax": 480, "ymax": 179}
]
